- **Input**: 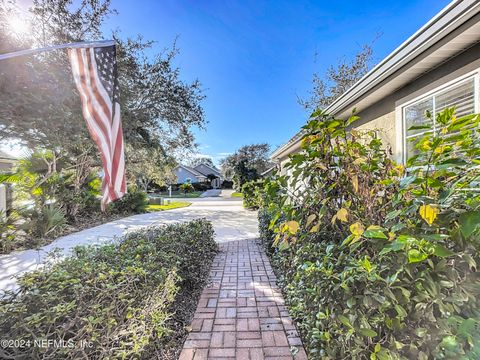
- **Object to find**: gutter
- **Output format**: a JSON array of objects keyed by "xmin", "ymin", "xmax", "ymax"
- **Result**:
[{"xmin": 325, "ymin": 0, "xmax": 480, "ymax": 116}]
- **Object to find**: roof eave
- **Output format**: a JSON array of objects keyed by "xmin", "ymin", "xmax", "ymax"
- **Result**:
[{"xmin": 271, "ymin": 0, "xmax": 480, "ymax": 160}]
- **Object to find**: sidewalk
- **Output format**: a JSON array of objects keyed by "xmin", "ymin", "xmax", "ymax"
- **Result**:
[
  {"xmin": 179, "ymin": 239, "xmax": 307, "ymax": 360},
  {"xmin": 0, "ymin": 199, "xmax": 257, "ymax": 293}
]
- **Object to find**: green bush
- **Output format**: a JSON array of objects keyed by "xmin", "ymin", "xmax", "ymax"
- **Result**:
[
  {"xmin": 110, "ymin": 187, "xmax": 148, "ymax": 214},
  {"xmin": 261, "ymin": 108, "xmax": 480, "ymax": 359},
  {"xmin": 180, "ymin": 182, "xmax": 195, "ymax": 194},
  {"xmin": 0, "ymin": 210, "xmax": 18, "ymax": 254},
  {"xmin": 20, "ymin": 205, "xmax": 67, "ymax": 239},
  {"xmin": 0, "ymin": 219, "xmax": 217, "ymax": 359},
  {"xmin": 258, "ymin": 207, "xmax": 279, "ymax": 256},
  {"xmin": 241, "ymin": 179, "xmax": 264, "ymax": 209}
]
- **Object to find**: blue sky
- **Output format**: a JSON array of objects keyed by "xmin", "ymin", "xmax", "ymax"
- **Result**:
[{"xmin": 102, "ymin": 1, "xmax": 449, "ymax": 163}]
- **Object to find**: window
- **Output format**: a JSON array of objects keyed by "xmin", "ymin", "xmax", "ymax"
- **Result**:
[{"xmin": 402, "ymin": 76, "xmax": 477, "ymax": 161}]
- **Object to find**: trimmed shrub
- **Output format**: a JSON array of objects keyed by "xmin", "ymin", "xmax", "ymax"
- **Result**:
[
  {"xmin": 192, "ymin": 182, "xmax": 212, "ymax": 192},
  {"xmin": 221, "ymin": 180, "xmax": 233, "ymax": 189},
  {"xmin": 0, "ymin": 219, "xmax": 217, "ymax": 359},
  {"xmin": 110, "ymin": 187, "xmax": 148, "ymax": 214},
  {"xmin": 261, "ymin": 109, "xmax": 480, "ymax": 359},
  {"xmin": 258, "ymin": 208, "xmax": 279, "ymax": 256},
  {"xmin": 179, "ymin": 182, "xmax": 195, "ymax": 194},
  {"xmin": 241, "ymin": 179, "xmax": 264, "ymax": 209}
]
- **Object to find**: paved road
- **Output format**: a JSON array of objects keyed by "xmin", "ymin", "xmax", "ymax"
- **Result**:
[{"xmin": 0, "ymin": 191, "xmax": 256, "ymax": 293}]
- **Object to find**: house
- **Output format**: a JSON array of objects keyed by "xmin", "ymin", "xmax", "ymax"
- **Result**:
[
  {"xmin": 0, "ymin": 150, "xmax": 16, "ymax": 172},
  {"xmin": 260, "ymin": 166, "xmax": 277, "ymax": 178},
  {"xmin": 272, "ymin": 0, "xmax": 480, "ymax": 170},
  {"xmin": 0, "ymin": 150, "xmax": 16, "ymax": 215},
  {"xmin": 173, "ymin": 163, "xmax": 224, "ymax": 188}
]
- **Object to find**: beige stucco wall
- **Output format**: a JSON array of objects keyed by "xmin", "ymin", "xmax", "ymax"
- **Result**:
[{"xmin": 352, "ymin": 110, "xmax": 396, "ymax": 156}]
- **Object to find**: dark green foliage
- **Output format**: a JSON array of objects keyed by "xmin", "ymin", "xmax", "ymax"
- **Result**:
[
  {"xmin": 109, "ymin": 187, "xmax": 148, "ymax": 215},
  {"xmin": 222, "ymin": 180, "xmax": 233, "ymax": 189},
  {"xmin": 241, "ymin": 179, "xmax": 264, "ymax": 209},
  {"xmin": 261, "ymin": 109, "xmax": 480, "ymax": 359},
  {"xmin": 233, "ymin": 160, "xmax": 259, "ymax": 190},
  {"xmin": 0, "ymin": 219, "xmax": 217, "ymax": 359},
  {"xmin": 220, "ymin": 143, "xmax": 273, "ymax": 191},
  {"xmin": 191, "ymin": 182, "xmax": 212, "ymax": 192},
  {"xmin": 258, "ymin": 208, "xmax": 279, "ymax": 256},
  {"xmin": 0, "ymin": 210, "xmax": 18, "ymax": 254},
  {"xmin": 180, "ymin": 182, "xmax": 195, "ymax": 194}
]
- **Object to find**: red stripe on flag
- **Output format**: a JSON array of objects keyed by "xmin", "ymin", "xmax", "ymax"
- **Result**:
[{"xmin": 68, "ymin": 47, "xmax": 126, "ymax": 209}]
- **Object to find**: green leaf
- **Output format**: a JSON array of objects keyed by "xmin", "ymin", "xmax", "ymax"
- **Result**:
[
  {"xmin": 377, "ymin": 349, "xmax": 392, "ymax": 360},
  {"xmin": 408, "ymin": 249, "xmax": 428, "ymax": 263},
  {"xmin": 358, "ymin": 328, "xmax": 378, "ymax": 337},
  {"xmin": 341, "ymin": 234, "xmax": 355, "ymax": 247},
  {"xmin": 415, "ymin": 328, "xmax": 427, "ymax": 337},
  {"xmin": 458, "ymin": 318, "xmax": 476, "ymax": 338},
  {"xmin": 338, "ymin": 315, "xmax": 353, "ymax": 328},
  {"xmin": 459, "ymin": 211, "xmax": 480, "ymax": 237},
  {"xmin": 347, "ymin": 297, "xmax": 356, "ymax": 308},
  {"xmin": 395, "ymin": 304, "xmax": 407, "ymax": 318},
  {"xmin": 433, "ymin": 245, "xmax": 454, "ymax": 258},
  {"xmin": 400, "ymin": 175, "xmax": 416, "ymax": 187},
  {"xmin": 360, "ymin": 256, "xmax": 373, "ymax": 273},
  {"xmin": 408, "ymin": 124, "xmax": 431, "ymax": 131},
  {"xmin": 440, "ymin": 335, "xmax": 458, "ymax": 350},
  {"xmin": 316, "ymin": 311, "xmax": 327, "ymax": 320},
  {"xmin": 363, "ymin": 225, "xmax": 388, "ymax": 239}
]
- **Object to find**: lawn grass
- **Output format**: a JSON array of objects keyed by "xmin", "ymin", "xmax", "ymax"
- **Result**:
[
  {"xmin": 155, "ymin": 191, "xmax": 203, "ymax": 198},
  {"xmin": 231, "ymin": 192, "xmax": 243, "ymax": 198},
  {"xmin": 146, "ymin": 201, "xmax": 192, "ymax": 212}
]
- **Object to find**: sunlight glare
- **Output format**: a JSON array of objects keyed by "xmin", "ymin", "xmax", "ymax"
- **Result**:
[{"xmin": 8, "ymin": 15, "xmax": 30, "ymax": 35}]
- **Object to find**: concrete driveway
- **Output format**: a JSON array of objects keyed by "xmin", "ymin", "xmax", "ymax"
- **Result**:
[
  {"xmin": 200, "ymin": 189, "xmax": 221, "ymax": 197},
  {"xmin": 0, "ymin": 191, "xmax": 256, "ymax": 293}
]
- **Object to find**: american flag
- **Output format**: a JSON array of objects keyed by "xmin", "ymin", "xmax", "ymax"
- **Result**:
[{"xmin": 68, "ymin": 45, "xmax": 126, "ymax": 210}]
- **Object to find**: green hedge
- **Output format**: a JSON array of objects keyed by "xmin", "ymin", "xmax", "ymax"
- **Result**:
[
  {"xmin": 261, "ymin": 108, "xmax": 480, "ymax": 359},
  {"xmin": 0, "ymin": 219, "xmax": 217, "ymax": 359},
  {"xmin": 241, "ymin": 179, "xmax": 264, "ymax": 209},
  {"xmin": 109, "ymin": 187, "xmax": 149, "ymax": 214}
]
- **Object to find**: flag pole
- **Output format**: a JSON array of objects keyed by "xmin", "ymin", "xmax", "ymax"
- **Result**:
[{"xmin": 0, "ymin": 40, "xmax": 115, "ymax": 61}]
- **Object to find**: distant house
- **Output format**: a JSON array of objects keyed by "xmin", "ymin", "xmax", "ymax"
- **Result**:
[
  {"xmin": 272, "ymin": 1, "xmax": 480, "ymax": 171},
  {"xmin": 0, "ymin": 150, "xmax": 16, "ymax": 215},
  {"xmin": 173, "ymin": 163, "xmax": 224, "ymax": 188},
  {"xmin": 0, "ymin": 150, "xmax": 16, "ymax": 172}
]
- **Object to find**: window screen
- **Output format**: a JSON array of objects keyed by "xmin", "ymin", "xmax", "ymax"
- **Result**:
[{"xmin": 403, "ymin": 78, "xmax": 475, "ymax": 160}]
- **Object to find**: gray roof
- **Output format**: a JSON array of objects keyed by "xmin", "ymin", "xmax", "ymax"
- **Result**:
[
  {"xmin": 176, "ymin": 165, "xmax": 207, "ymax": 178},
  {"xmin": 0, "ymin": 150, "xmax": 16, "ymax": 161},
  {"xmin": 193, "ymin": 163, "xmax": 221, "ymax": 176}
]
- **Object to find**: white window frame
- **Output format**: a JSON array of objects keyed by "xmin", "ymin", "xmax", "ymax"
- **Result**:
[{"xmin": 396, "ymin": 69, "xmax": 480, "ymax": 164}]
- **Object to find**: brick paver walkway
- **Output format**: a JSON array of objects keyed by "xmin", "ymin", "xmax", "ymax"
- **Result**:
[{"xmin": 179, "ymin": 239, "xmax": 307, "ymax": 360}]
